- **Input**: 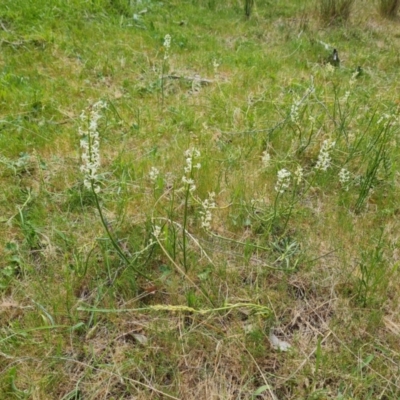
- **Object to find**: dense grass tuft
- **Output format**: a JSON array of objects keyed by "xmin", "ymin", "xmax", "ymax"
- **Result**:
[
  {"xmin": 378, "ymin": 0, "xmax": 400, "ymax": 17},
  {"xmin": 318, "ymin": 0, "xmax": 355, "ymax": 25}
]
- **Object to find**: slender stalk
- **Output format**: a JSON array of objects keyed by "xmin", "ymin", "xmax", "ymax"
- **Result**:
[
  {"xmin": 271, "ymin": 191, "xmax": 281, "ymax": 232},
  {"xmin": 281, "ymin": 188, "xmax": 297, "ymax": 235},
  {"xmin": 91, "ymin": 182, "xmax": 152, "ymax": 281},
  {"xmin": 354, "ymin": 123, "xmax": 389, "ymax": 213},
  {"xmin": 161, "ymin": 34, "xmax": 171, "ymax": 109},
  {"xmin": 182, "ymin": 182, "xmax": 190, "ymax": 272},
  {"xmin": 161, "ymin": 61, "xmax": 165, "ymax": 109}
]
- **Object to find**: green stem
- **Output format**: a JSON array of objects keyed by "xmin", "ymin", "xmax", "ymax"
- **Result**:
[
  {"xmin": 271, "ymin": 190, "xmax": 281, "ymax": 231},
  {"xmin": 281, "ymin": 189, "xmax": 296, "ymax": 235},
  {"xmin": 91, "ymin": 182, "xmax": 152, "ymax": 281},
  {"xmin": 161, "ymin": 60, "xmax": 165, "ymax": 109},
  {"xmin": 182, "ymin": 184, "xmax": 190, "ymax": 272}
]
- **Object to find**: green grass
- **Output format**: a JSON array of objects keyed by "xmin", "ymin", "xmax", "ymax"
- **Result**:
[
  {"xmin": 1, "ymin": 0, "xmax": 400, "ymax": 398},
  {"xmin": 378, "ymin": 0, "xmax": 400, "ymax": 18}
]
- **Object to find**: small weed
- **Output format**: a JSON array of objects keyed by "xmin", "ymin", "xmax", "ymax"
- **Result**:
[
  {"xmin": 1, "ymin": 243, "xmax": 23, "ymax": 291},
  {"xmin": 355, "ymin": 229, "xmax": 397, "ymax": 308}
]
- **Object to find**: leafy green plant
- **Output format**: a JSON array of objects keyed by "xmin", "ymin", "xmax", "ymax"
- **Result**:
[
  {"xmin": 6, "ymin": 366, "xmax": 31, "ymax": 399},
  {"xmin": 0, "ymin": 152, "xmax": 33, "ymax": 176},
  {"xmin": 354, "ymin": 114, "xmax": 393, "ymax": 213},
  {"xmin": 78, "ymin": 101, "xmax": 152, "ymax": 282},
  {"xmin": 355, "ymin": 229, "xmax": 398, "ymax": 307},
  {"xmin": 1, "ymin": 243, "xmax": 23, "ymax": 291}
]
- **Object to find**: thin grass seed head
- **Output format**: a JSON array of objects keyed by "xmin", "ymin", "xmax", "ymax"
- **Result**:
[
  {"xmin": 290, "ymin": 81, "xmax": 314, "ymax": 124},
  {"xmin": 79, "ymin": 100, "xmax": 106, "ymax": 193},
  {"xmin": 275, "ymin": 168, "xmax": 291, "ymax": 194}
]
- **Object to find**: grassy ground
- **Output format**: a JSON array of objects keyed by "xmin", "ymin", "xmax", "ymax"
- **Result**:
[{"xmin": 1, "ymin": 0, "xmax": 400, "ymax": 398}]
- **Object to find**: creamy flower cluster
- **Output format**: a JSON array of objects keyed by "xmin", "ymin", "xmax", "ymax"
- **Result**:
[
  {"xmin": 290, "ymin": 95, "xmax": 300, "ymax": 124},
  {"xmin": 149, "ymin": 224, "xmax": 166, "ymax": 246},
  {"xmin": 315, "ymin": 139, "xmax": 335, "ymax": 172},
  {"xmin": 149, "ymin": 167, "xmax": 160, "ymax": 183},
  {"xmin": 339, "ymin": 167, "xmax": 350, "ymax": 191},
  {"xmin": 79, "ymin": 101, "xmax": 106, "ymax": 193},
  {"xmin": 200, "ymin": 192, "xmax": 216, "ymax": 230},
  {"xmin": 377, "ymin": 112, "xmax": 396, "ymax": 126},
  {"xmin": 182, "ymin": 148, "xmax": 201, "ymax": 192},
  {"xmin": 275, "ymin": 168, "xmax": 291, "ymax": 194},
  {"xmin": 290, "ymin": 80, "xmax": 314, "ymax": 124},
  {"xmin": 163, "ymin": 34, "xmax": 171, "ymax": 60},
  {"xmin": 294, "ymin": 165, "xmax": 303, "ymax": 185},
  {"xmin": 341, "ymin": 90, "xmax": 350, "ymax": 104}
]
